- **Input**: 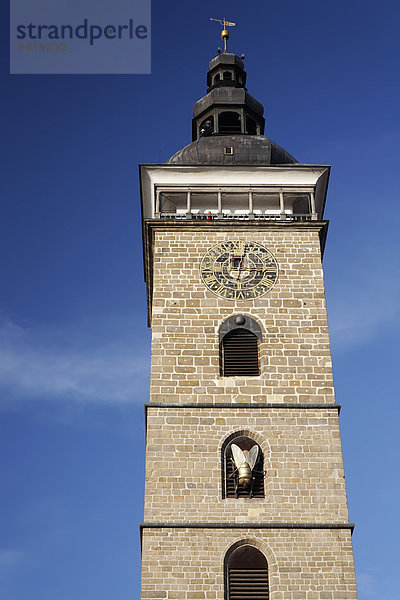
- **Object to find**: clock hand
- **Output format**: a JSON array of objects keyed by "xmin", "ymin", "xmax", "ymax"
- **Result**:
[
  {"xmin": 237, "ymin": 260, "xmax": 242, "ymax": 280},
  {"xmin": 236, "ymin": 243, "xmax": 246, "ymax": 279},
  {"xmin": 231, "ymin": 241, "xmax": 246, "ymax": 271}
]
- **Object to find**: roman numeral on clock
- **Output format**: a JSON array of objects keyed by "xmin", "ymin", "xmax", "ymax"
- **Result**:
[
  {"xmin": 203, "ymin": 274, "xmax": 217, "ymax": 286},
  {"xmin": 215, "ymin": 285, "xmax": 228, "ymax": 296},
  {"xmin": 260, "ymin": 277, "xmax": 274, "ymax": 288}
]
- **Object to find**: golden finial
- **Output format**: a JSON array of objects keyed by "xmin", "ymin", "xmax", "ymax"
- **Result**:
[{"xmin": 210, "ymin": 17, "xmax": 236, "ymax": 53}]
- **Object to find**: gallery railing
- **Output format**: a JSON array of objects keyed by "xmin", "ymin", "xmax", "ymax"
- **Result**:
[{"xmin": 158, "ymin": 212, "xmax": 314, "ymax": 221}]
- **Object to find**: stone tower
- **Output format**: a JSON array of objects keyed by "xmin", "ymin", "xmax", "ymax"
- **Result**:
[{"xmin": 139, "ymin": 49, "xmax": 358, "ymax": 600}]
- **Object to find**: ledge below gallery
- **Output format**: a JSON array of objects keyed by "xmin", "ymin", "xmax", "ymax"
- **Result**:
[
  {"xmin": 140, "ymin": 522, "xmax": 354, "ymax": 530},
  {"xmin": 145, "ymin": 402, "xmax": 341, "ymax": 410}
]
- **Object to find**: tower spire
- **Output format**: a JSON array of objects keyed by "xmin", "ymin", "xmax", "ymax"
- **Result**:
[{"xmin": 210, "ymin": 17, "xmax": 236, "ymax": 52}]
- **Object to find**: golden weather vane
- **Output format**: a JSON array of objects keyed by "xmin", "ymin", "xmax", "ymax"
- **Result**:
[{"xmin": 210, "ymin": 17, "xmax": 236, "ymax": 53}]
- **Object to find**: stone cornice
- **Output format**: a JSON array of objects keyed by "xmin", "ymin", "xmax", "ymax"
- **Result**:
[
  {"xmin": 140, "ymin": 522, "xmax": 354, "ymax": 530},
  {"xmin": 145, "ymin": 402, "xmax": 340, "ymax": 410}
]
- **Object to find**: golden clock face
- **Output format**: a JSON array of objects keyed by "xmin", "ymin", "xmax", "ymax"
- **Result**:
[{"xmin": 200, "ymin": 240, "xmax": 278, "ymax": 300}]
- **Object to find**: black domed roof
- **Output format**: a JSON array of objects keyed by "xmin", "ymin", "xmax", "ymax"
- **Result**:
[
  {"xmin": 167, "ymin": 135, "xmax": 297, "ymax": 166},
  {"xmin": 166, "ymin": 52, "xmax": 298, "ymax": 167}
]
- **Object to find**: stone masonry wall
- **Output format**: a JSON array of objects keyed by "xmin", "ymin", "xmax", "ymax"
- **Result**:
[
  {"xmin": 144, "ymin": 407, "xmax": 348, "ymax": 523},
  {"xmin": 141, "ymin": 222, "xmax": 358, "ymax": 600},
  {"xmin": 149, "ymin": 224, "xmax": 334, "ymax": 404},
  {"xmin": 141, "ymin": 528, "xmax": 358, "ymax": 600}
]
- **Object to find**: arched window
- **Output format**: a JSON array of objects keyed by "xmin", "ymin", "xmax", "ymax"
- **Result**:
[
  {"xmin": 246, "ymin": 115, "xmax": 257, "ymax": 135},
  {"xmin": 222, "ymin": 434, "xmax": 264, "ymax": 499},
  {"xmin": 225, "ymin": 544, "xmax": 269, "ymax": 600},
  {"xmin": 219, "ymin": 315, "xmax": 262, "ymax": 376},
  {"xmin": 218, "ymin": 111, "xmax": 241, "ymax": 134},
  {"xmin": 213, "ymin": 73, "xmax": 220, "ymax": 84},
  {"xmin": 223, "ymin": 70, "xmax": 232, "ymax": 80},
  {"xmin": 199, "ymin": 115, "xmax": 214, "ymax": 136}
]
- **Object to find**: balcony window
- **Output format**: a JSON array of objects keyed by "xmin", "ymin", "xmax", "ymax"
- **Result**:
[
  {"xmin": 253, "ymin": 193, "xmax": 280, "ymax": 216},
  {"xmin": 159, "ymin": 192, "xmax": 187, "ymax": 217},
  {"xmin": 191, "ymin": 193, "xmax": 218, "ymax": 218},
  {"xmin": 285, "ymin": 193, "xmax": 311, "ymax": 216},
  {"xmin": 221, "ymin": 193, "xmax": 249, "ymax": 216}
]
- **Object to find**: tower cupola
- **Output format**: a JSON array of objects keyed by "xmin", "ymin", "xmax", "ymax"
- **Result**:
[
  {"xmin": 167, "ymin": 50, "xmax": 297, "ymax": 166},
  {"xmin": 206, "ymin": 52, "xmax": 247, "ymax": 92},
  {"xmin": 193, "ymin": 52, "xmax": 265, "ymax": 140}
]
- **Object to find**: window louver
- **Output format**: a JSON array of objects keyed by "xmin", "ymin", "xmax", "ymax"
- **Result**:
[
  {"xmin": 226, "ymin": 546, "xmax": 269, "ymax": 600},
  {"xmin": 222, "ymin": 329, "xmax": 259, "ymax": 376},
  {"xmin": 228, "ymin": 568, "xmax": 269, "ymax": 600}
]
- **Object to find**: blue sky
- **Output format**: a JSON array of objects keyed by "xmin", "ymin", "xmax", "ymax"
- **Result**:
[{"xmin": 1, "ymin": 0, "xmax": 400, "ymax": 598}]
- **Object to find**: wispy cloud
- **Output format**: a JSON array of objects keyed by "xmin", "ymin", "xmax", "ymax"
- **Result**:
[
  {"xmin": 356, "ymin": 569, "xmax": 400, "ymax": 600},
  {"xmin": 0, "ymin": 319, "xmax": 150, "ymax": 404}
]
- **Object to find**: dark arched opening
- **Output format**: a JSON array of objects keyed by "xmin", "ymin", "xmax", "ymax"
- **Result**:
[
  {"xmin": 218, "ymin": 111, "xmax": 241, "ymax": 134},
  {"xmin": 222, "ymin": 434, "xmax": 264, "ymax": 499},
  {"xmin": 225, "ymin": 545, "xmax": 269, "ymax": 600},
  {"xmin": 199, "ymin": 116, "xmax": 214, "ymax": 136},
  {"xmin": 246, "ymin": 115, "xmax": 257, "ymax": 135}
]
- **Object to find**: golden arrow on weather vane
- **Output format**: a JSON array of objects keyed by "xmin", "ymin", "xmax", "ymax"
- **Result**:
[{"xmin": 210, "ymin": 17, "xmax": 236, "ymax": 52}]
